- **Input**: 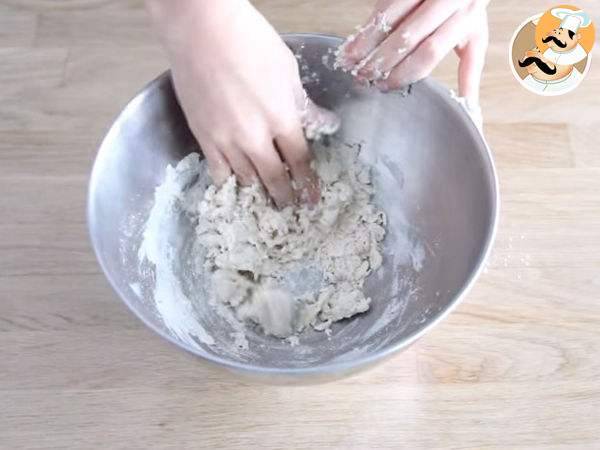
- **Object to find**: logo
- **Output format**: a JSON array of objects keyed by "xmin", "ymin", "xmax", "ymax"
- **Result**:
[{"xmin": 509, "ymin": 5, "xmax": 595, "ymax": 96}]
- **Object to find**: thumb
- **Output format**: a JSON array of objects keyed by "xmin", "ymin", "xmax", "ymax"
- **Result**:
[
  {"xmin": 456, "ymin": 10, "xmax": 489, "ymax": 104},
  {"xmin": 294, "ymin": 85, "xmax": 340, "ymax": 140},
  {"xmin": 303, "ymin": 99, "xmax": 341, "ymax": 139}
]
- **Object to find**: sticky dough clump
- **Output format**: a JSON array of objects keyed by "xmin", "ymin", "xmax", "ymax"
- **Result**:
[{"xmin": 190, "ymin": 140, "xmax": 386, "ymax": 338}]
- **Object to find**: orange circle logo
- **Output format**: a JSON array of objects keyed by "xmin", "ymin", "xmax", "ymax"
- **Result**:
[{"xmin": 509, "ymin": 5, "xmax": 595, "ymax": 96}]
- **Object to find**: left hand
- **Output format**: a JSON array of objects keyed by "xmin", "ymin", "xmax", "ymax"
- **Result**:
[{"xmin": 337, "ymin": 0, "xmax": 489, "ymax": 103}]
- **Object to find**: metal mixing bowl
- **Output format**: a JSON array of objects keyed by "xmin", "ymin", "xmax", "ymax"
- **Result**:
[{"xmin": 88, "ymin": 34, "xmax": 498, "ymax": 382}]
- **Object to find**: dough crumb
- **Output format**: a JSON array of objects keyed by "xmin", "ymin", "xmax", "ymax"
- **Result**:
[{"xmin": 192, "ymin": 140, "xmax": 386, "ymax": 339}]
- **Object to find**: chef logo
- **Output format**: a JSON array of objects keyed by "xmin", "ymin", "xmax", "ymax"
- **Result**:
[{"xmin": 509, "ymin": 5, "xmax": 595, "ymax": 96}]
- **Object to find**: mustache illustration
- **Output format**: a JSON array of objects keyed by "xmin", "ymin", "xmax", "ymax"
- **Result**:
[
  {"xmin": 519, "ymin": 56, "xmax": 557, "ymax": 75},
  {"xmin": 542, "ymin": 35, "xmax": 567, "ymax": 48}
]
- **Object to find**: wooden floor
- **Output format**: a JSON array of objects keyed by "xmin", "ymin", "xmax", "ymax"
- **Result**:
[{"xmin": 1, "ymin": 1, "xmax": 600, "ymax": 448}]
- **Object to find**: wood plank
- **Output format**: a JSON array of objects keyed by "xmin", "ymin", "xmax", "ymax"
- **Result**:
[
  {"xmin": 3, "ymin": 356, "xmax": 599, "ymax": 449},
  {"xmin": 35, "ymin": 7, "xmax": 157, "ymax": 48},
  {"xmin": 0, "ymin": 223, "xmax": 98, "ymax": 276},
  {"xmin": 0, "ymin": 48, "xmax": 67, "ymax": 95},
  {"xmin": 0, "ymin": 131, "xmax": 99, "ymax": 177},
  {"xmin": 570, "ymin": 123, "xmax": 600, "ymax": 168},
  {"xmin": 0, "ymin": 177, "xmax": 87, "ymax": 224},
  {"xmin": 457, "ymin": 268, "xmax": 600, "ymax": 325},
  {"xmin": 0, "ymin": 5, "xmax": 37, "ymax": 47},
  {"xmin": 0, "ymin": 46, "xmax": 166, "ymax": 133},
  {"xmin": 485, "ymin": 123, "xmax": 573, "ymax": 169}
]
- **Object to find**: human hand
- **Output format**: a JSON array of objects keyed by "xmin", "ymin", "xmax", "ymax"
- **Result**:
[
  {"xmin": 147, "ymin": 0, "xmax": 333, "ymax": 207},
  {"xmin": 337, "ymin": 0, "xmax": 489, "ymax": 104}
]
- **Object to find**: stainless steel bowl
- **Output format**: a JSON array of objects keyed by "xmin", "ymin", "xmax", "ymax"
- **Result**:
[{"xmin": 88, "ymin": 34, "xmax": 498, "ymax": 382}]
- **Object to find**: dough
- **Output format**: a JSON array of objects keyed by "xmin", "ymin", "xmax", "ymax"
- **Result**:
[{"xmin": 190, "ymin": 140, "xmax": 386, "ymax": 338}]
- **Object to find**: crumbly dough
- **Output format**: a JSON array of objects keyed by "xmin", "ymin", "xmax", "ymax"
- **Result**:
[{"xmin": 192, "ymin": 141, "xmax": 386, "ymax": 338}]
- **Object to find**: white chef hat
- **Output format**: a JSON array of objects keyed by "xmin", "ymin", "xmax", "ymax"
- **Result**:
[{"xmin": 551, "ymin": 8, "xmax": 592, "ymax": 33}]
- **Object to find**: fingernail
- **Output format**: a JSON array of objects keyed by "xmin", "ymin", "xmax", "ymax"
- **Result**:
[
  {"xmin": 342, "ymin": 52, "xmax": 359, "ymax": 67},
  {"xmin": 274, "ymin": 198, "xmax": 292, "ymax": 210},
  {"xmin": 334, "ymin": 54, "xmax": 356, "ymax": 71},
  {"xmin": 355, "ymin": 77, "xmax": 372, "ymax": 88},
  {"xmin": 306, "ymin": 181, "xmax": 321, "ymax": 205},
  {"xmin": 294, "ymin": 176, "xmax": 320, "ymax": 205},
  {"xmin": 358, "ymin": 64, "xmax": 373, "ymax": 79}
]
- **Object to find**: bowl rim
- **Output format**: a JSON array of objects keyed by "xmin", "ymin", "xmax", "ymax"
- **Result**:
[{"xmin": 88, "ymin": 33, "xmax": 500, "ymax": 378}]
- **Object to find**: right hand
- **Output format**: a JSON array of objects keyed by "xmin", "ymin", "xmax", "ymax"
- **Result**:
[
  {"xmin": 337, "ymin": 0, "xmax": 489, "ymax": 104},
  {"xmin": 147, "ymin": 0, "xmax": 324, "ymax": 207}
]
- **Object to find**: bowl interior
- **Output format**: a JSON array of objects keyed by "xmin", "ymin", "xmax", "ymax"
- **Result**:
[{"xmin": 89, "ymin": 34, "xmax": 497, "ymax": 375}]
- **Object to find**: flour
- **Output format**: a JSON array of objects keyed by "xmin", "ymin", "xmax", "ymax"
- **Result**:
[
  {"xmin": 137, "ymin": 158, "xmax": 216, "ymax": 348},
  {"xmin": 134, "ymin": 133, "xmax": 429, "ymax": 361},
  {"xmin": 187, "ymin": 141, "xmax": 384, "ymax": 339},
  {"xmin": 138, "ymin": 139, "xmax": 385, "ymax": 344},
  {"xmin": 299, "ymin": 90, "xmax": 341, "ymax": 140}
]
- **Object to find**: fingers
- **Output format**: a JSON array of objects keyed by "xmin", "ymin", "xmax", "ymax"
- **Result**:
[
  {"xmin": 457, "ymin": 9, "xmax": 488, "ymax": 103},
  {"xmin": 222, "ymin": 147, "xmax": 258, "ymax": 187},
  {"xmin": 246, "ymin": 138, "xmax": 295, "ymax": 208},
  {"xmin": 358, "ymin": 0, "xmax": 470, "ymax": 81},
  {"xmin": 341, "ymin": 0, "xmax": 421, "ymax": 69},
  {"xmin": 206, "ymin": 136, "xmax": 300, "ymax": 208},
  {"xmin": 202, "ymin": 144, "xmax": 231, "ymax": 185},
  {"xmin": 376, "ymin": 2, "xmax": 477, "ymax": 92},
  {"xmin": 275, "ymin": 121, "xmax": 320, "ymax": 204},
  {"xmin": 293, "ymin": 78, "xmax": 340, "ymax": 139},
  {"xmin": 202, "ymin": 140, "xmax": 259, "ymax": 188}
]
